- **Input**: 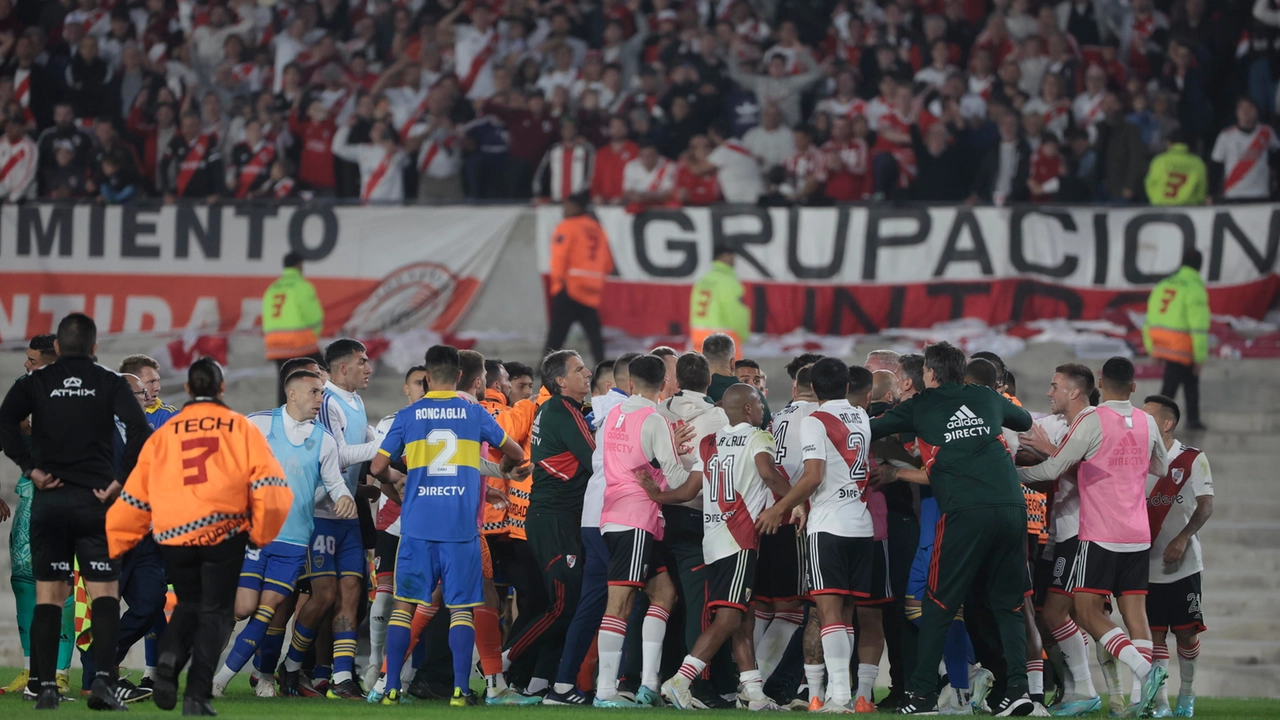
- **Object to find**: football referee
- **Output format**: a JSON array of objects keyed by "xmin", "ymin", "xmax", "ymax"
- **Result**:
[{"xmin": 0, "ymin": 313, "xmax": 152, "ymax": 710}]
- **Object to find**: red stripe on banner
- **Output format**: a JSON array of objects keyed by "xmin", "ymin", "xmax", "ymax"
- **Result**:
[
  {"xmin": 566, "ymin": 276, "xmax": 1280, "ymax": 337},
  {"xmin": 0, "ymin": 273, "xmax": 481, "ymax": 342}
]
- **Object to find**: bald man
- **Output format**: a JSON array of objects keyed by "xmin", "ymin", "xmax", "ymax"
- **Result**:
[
  {"xmin": 869, "ymin": 370, "xmax": 898, "ymax": 406},
  {"xmin": 641, "ymin": 384, "xmax": 790, "ymax": 710}
]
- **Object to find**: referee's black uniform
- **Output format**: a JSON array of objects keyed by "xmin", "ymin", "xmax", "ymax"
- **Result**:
[{"xmin": 0, "ymin": 331, "xmax": 152, "ymax": 709}]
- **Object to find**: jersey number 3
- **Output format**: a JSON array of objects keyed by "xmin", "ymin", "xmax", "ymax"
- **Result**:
[{"xmin": 181, "ymin": 437, "xmax": 220, "ymax": 485}]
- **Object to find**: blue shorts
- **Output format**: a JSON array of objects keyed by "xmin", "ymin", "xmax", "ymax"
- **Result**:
[
  {"xmin": 393, "ymin": 536, "xmax": 483, "ymax": 609},
  {"xmin": 906, "ymin": 543, "xmax": 932, "ymax": 602},
  {"xmin": 305, "ymin": 518, "xmax": 365, "ymax": 579},
  {"xmin": 240, "ymin": 541, "xmax": 307, "ymax": 594}
]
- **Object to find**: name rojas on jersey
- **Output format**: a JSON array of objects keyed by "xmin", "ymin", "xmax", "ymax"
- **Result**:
[{"xmin": 944, "ymin": 404, "xmax": 989, "ymax": 442}]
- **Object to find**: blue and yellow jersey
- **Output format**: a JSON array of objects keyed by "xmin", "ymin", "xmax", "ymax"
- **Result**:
[
  {"xmin": 145, "ymin": 398, "xmax": 179, "ymax": 429},
  {"xmin": 378, "ymin": 391, "xmax": 508, "ymax": 542}
]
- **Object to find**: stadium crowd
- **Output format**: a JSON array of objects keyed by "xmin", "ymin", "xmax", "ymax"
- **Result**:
[{"xmin": 0, "ymin": 0, "xmax": 1273, "ymax": 205}]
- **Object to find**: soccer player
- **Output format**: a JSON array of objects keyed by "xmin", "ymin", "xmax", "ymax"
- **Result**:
[
  {"xmin": 757, "ymin": 358, "xmax": 875, "ymax": 714},
  {"xmin": 212, "ymin": 370, "xmax": 357, "ymax": 698},
  {"xmin": 285, "ymin": 339, "xmax": 380, "ymax": 698},
  {"xmin": 0, "ymin": 313, "xmax": 152, "ymax": 710},
  {"xmin": 370, "ymin": 345, "xmax": 526, "ymax": 707},
  {"xmin": 3, "ymin": 335, "xmax": 78, "ymax": 698},
  {"xmin": 1017, "ymin": 363, "xmax": 1098, "ymax": 714},
  {"xmin": 106, "ymin": 357, "xmax": 291, "ymax": 716},
  {"xmin": 120, "ymin": 355, "xmax": 179, "ymax": 429},
  {"xmin": 869, "ymin": 342, "xmax": 1037, "ymax": 716},
  {"xmin": 455, "ymin": 350, "xmax": 542, "ymax": 706},
  {"xmin": 735, "ymin": 358, "xmax": 774, "ymax": 428},
  {"xmin": 593, "ymin": 355, "xmax": 687, "ymax": 707},
  {"xmin": 501, "ymin": 351, "xmax": 595, "ymax": 690},
  {"xmin": 755, "ymin": 360, "xmax": 819, "ymax": 685},
  {"xmin": 1019, "ymin": 357, "xmax": 1170, "ymax": 718},
  {"xmin": 645, "ymin": 384, "xmax": 788, "ymax": 710},
  {"xmin": 366, "ymin": 366, "xmax": 426, "ymax": 688},
  {"xmin": 703, "ymin": 333, "xmax": 741, "ymax": 402},
  {"xmin": 1142, "ymin": 395, "xmax": 1212, "ymax": 718},
  {"xmin": 543, "ymin": 354, "xmax": 638, "ymax": 706}
]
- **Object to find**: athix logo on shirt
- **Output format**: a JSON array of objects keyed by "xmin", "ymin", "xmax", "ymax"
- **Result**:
[
  {"xmin": 50, "ymin": 376, "xmax": 96, "ymax": 397},
  {"xmin": 943, "ymin": 405, "xmax": 989, "ymax": 442}
]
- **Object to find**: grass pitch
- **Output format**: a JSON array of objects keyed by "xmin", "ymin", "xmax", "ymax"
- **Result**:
[{"xmin": 1, "ymin": 668, "xmax": 1277, "ymax": 718}]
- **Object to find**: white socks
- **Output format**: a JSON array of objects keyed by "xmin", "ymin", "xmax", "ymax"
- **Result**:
[
  {"xmin": 753, "ymin": 609, "xmax": 774, "ymax": 652},
  {"xmin": 1051, "ymin": 620, "xmax": 1096, "ymax": 698},
  {"xmin": 596, "ymin": 615, "xmax": 627, "ymax": 700},
  {"xmin": 740, "ymin": 669, "xmax": 766, "ymax": 701},
  {"xmin": 804, "ymin": 664, "xmax": 826, "ymax": 703},
  {"xmin": 1096, "ymin": 639, "xmax": 1124, "ymax": 702},
  {"xmin": 856, "ymin": 663, "xmax": 878, "ymax": 703},
  {"xmin": 757, "ymin": 610, "xmax": 803, "ymax": 680},
  {"xmin": 213, "ymin": 664, "xmax": 235, "ymax": 688},
  {"xmin": 641, "ymin": 606, "xmax": 669, "ymax": 691},
  {"xmin": 1178, "ymin": 639, "xmax": 1199, "ymax": 695},
  {"xmin": 368, "ymin": 591, "xmax": 393, "ymax": 677},
  {"xmin": 819, "ymin": 624, "xmax": 852, "ymax": 705},
  {"xmin": 1101, "ymin": 628, "xmax": 1151, "ymax": 678}
]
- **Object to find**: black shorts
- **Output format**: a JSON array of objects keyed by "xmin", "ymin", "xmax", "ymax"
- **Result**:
[
  {"xmin": 805, "ymin": 532, "xmax": 873, "ymax": 598},
  {"xmin": 374, "ymin": 530, "xmax": 399, "ymax": 577},
  {"xmin": 1048, "ymin": 536, "xmax": 1079, "ymax": 597},
  {"xmin": 1032, "ymin": 554, "xmax": 1056, "ymax": 610},
  {"xmin": 603, "ymin": 527, "xmax": 666, "ymax": 587},
  {"xmin": 856, "ymin": 538, "xmax": 894, "ymax": 607},
  {"xmin": 30, "ymin": 485, "xmax": 118, "ymax": 583},
  {"xmin": 707, "ymin": 549, "xmax": 758, "ymax": 611},
  {"xmin": 756, "ymin": 524, "xmax": 805, "ymax": 603},
  {"xmin": 1066, "ymin": 541, "xmax": 1148, "ymax": 597},
  {"xmin": 1148, "ymin": 573, "xmax": 1206, "ymax": 633}
]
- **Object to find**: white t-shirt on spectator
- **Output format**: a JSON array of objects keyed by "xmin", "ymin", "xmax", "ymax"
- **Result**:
[
  {"xmin": 742, "ymin": 124, "xmax": 795, "ymax": 171},
  {"xmin": 708, "ymin": 140, "xmax": 764, "ymax": 203},
  {"xmin": 1211, "ymin": 124, "xmax": 1280, "ymax": 199},
  {"xmin": 622, "ymin": 156, "xmax": 677, "ymax": 196}
]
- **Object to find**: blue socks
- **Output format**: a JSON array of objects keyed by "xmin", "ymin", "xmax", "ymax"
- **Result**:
[{"xmin": 448, "ymin": 610, "xmax": 476, "ymax": 694}]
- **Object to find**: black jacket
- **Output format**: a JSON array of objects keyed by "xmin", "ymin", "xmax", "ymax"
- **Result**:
[
  {"xmin": 973, "ymin": 137, "xmax": 1032, "ymax": 204},
  {"xmin": 0, "ymin": 355, "xmax": 151, "ymax": 490}
]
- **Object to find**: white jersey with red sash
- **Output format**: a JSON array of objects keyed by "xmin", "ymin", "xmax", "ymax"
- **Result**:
[
  {"xmin": 1025, "ymin": 97, "xmax": 1070, "ymax": 138},
  {"xmin": 1146, "ymin": 440, "xmax": 1212, "ymax": 583},
  {"xmin": 14, "ymin": 67, "xmax": 33, "ymax": 124},
  {"xmin": 699, "ymin": 422, "xmax": 776, "ymax": 564},
  {"xmin": 415, "ymin": 129, "xmax": 461, "ymax": 178},
  {"xmin": 0, "ymin": 134, "xmax": 38, "ymax": 201},
  {"xmin": 621, "ymin": 156, "xmax": 676, "ymax": 203},
  {"xmin": 816, "ymin": 95, "xmax": 868, "ymax": 121},
  {"xmin": 969, "ymin": 74, "xmax": 996, "ymax": 100},
  {"xmin": 1212, "ymin": 124, "xmax": 1280, "ymax": 199},
  {"xmin": 386, "ymin": 85, "xmax": 431, "ymax": 141},
  {"xmin": 707, "ymin": 140, "xmax": 763, "ymax": 203},
  {"xmin": 455, "ymin": 23, "xmax": 499, "ymax": 99},
  {"xmin": 235, "ymin": 141, "xmax": 276, "ymax": 199},
  {"xmin": 784, "ymin": 146, "xmax": 827, "ymax": 188},
  {"xmin": 176, "ymin": 133, "xmax": 215, "ymax": 196},
  {"xmin": 800, "ymin": 399, "xmax": 873, "ymax": 538},
  {"xmin": 1072, "ymin": 91, "xmax": 1106, "ymax": 134},
  {"xmin": 767, "ymin": 400, "xmax": 817, "ymax": 524}
]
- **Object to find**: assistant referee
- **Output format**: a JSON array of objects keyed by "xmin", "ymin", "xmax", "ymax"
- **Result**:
[{"xmin": 0, "ymin": 313, "xmax": 153, "ymax": 710}]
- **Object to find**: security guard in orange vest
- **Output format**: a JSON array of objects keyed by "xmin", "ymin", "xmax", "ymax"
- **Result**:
[
  {"xmin": 106, "ymin": 358, "xmax": 290, "ymax": 716},
  {"xmin": 543, "ymin": 192, "xmax": 612, "ymax": 365}
]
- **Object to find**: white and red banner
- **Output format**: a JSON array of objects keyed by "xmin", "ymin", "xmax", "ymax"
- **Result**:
[
  {"xmin": 0, "ymin": 204, "xmax": 521, "ymax": 343},
  {"xmin": 536, "ymin": 205, "xmax": 1280, "ymax": 337}
]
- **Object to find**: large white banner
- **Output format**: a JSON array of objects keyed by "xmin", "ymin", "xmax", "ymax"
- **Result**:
[
  {"xmin": 536, "ymin": 205, "xmax": 1280, "ymax": 335},
  {"xmin": 0, "ymin": 204, "xmax": 522, "ymax": 342}
]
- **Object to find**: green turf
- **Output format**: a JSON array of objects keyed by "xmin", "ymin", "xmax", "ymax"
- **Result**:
[{"xmin": 1, "ymin": 668, "xmax": 1277, "ymax": 718}]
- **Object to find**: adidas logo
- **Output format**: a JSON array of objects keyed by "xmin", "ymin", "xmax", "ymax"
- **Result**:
[
  {"xmin": 1118, "ymin": 432, "xmax": 1139, "ymax": 448},
  {"xmin": 946, "ymin": 405, "xmax": 984, "ymax": 430},
  {"xmin": 943, "ymin": 405, "xmax": 991, "ymax": 443}
]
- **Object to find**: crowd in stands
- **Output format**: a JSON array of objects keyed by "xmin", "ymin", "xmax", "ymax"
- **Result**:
[{"xmin": 0, "ymin": 0, "xmax": 1277, "ymax": 206}]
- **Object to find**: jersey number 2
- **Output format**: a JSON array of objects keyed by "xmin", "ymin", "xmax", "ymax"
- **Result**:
[{"xmin": 427, "ymin": 429, "xmax": 459, "ymax": 476}]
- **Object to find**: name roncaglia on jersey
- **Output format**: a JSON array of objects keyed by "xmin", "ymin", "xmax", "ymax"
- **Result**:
[{"xmin": 415, "ymin": 406, "xmax": 467, "ymax": 420}]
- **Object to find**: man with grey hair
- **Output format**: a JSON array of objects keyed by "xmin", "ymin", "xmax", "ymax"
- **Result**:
[
  {"xmin": 702, "ymin": 333, "xmax": 739, "ymax": 403},
  {"xmin": 865, "ymin": 350, "xmax": 901, "ymax": 373},
  {"xmin": 502, "ymin": 351, "xmax": 595, "ymax": 692}
]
